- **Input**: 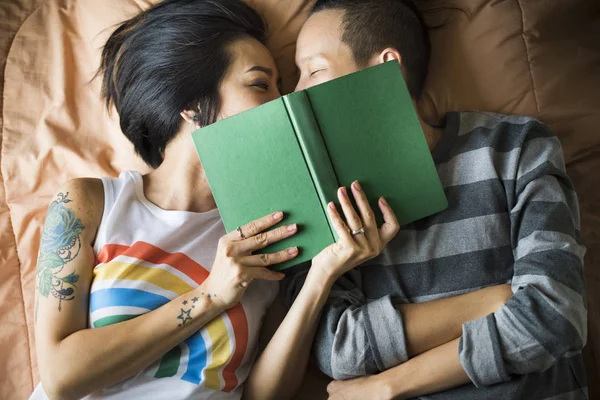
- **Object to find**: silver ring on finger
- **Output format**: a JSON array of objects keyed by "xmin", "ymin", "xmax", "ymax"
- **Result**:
[
  {"xmin": 236, "ymin": 226, "xmax": 246, "ymax": 240},
  {"xmin": 351, "ymin": 227, "xmax": 365, "ymax": 236}
]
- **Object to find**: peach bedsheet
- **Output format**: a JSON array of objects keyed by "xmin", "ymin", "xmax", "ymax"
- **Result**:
[{"xmin": 1, "ymin": 0, "xmax": 599, "ymax": 399}]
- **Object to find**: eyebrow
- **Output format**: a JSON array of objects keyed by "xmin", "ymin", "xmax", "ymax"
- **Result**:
[
  {"xmin": 246, "ymin": 65, "xmax": 282, "ymax": 91},
  {"xmin": 245, "ymin": 66, "xmax": 273, "ymax": 77},
  {"xmin": 298, "ymin": 53, "xmax": 327, "ymax": 64}
]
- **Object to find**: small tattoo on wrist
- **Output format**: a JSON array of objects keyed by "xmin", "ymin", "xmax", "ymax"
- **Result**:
[
  {"xmin": 175, "ymin": 293, "xmax": 216, "ymax": 327},
  {"xmin": 177, "ymin": 306, "xmax": 192, "ymax": 327}
]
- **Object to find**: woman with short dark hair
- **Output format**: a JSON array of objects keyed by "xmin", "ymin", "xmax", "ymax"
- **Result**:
[{"xmin": 30, "ymin": 1, "xmax": 399, "ymax": 399}]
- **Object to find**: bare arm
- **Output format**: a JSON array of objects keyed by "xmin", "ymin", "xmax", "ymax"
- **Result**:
[
  {"xmin": 35, "ymin": 180, "xmax": 296, "ymax": 400},
  {"xmin": 326, "ymin": 338, "xmax": 468, "ymax": 400},
  {"xmin": 386, "ymin": 338, "xmax": 468, "ymax": 398},
  {"xmin": 243, "ymin": 268, "xmax": 334, "ymax": 400},
  {"xmin": 286, "ymin": 263, "xmax": 512, "ymax": 379},
  {"xmin": 44, "ymin": 287, "xmax": 227, "ymax": 399},
  {"xmin": 34, "ymin": 180, "xmax": 230, "ymax": 400},
  {"xmin": 398, "ymin": 284, "xmax": 513, "ymax": 357},
  {"xmin": 244, "ymin": 182, "xmax": 400, "ymax": 400}
]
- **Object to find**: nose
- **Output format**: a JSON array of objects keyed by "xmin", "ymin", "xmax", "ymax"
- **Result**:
[
  {"xmin": 268, "ymin": 86, "xmax": 282, "ymax": 101},
  {"xmin": 294, "ymin": 78, "xmax": 306, "ymax": 92}
]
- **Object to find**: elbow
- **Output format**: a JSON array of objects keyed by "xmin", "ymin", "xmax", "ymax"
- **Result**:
[
  {"xmin": 40, "ymin": 376, "xmax": 74, "ymax": 400},
  {"xmin": 551, "ymin": 302, "xmax": 587, "ymax": 356},
  {"xmin": 39, "ymin": 360, "xmax": 83, "ymax": 400},
  {"xmin": 37, "ymin": 334, "xmax": 95, "ymax": 400}
]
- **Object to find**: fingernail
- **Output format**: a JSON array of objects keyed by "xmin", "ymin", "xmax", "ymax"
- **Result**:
[
  {"xmin": 329, "ymin": 202, "xmax": 335, "ymax": 209},
  {"xmin": 287, "ymin": 224, "xmax": 297, "ymax": 232},
  {"xmin": 273, "ymin": 211, "xmax": 283, "ymax": 220},
  {"xmin": 288, "ymin": 246, "xmax": 298, "ymax": 255},
  {"xmin": 339, "ymin": 187, "xmax": 347, "ymax": 197},
  {"xmin": 352, "ymin": 181, "xmax": 362, "ymax": 191},
  {"xmin": 380, "ymin": 197, "xmax": 388, "ymax": 206}
]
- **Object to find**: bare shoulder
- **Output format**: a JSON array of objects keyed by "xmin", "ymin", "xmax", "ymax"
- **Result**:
[{"xmin": 47, "ymin": 177, "xmax": 105, "ymax": 244}]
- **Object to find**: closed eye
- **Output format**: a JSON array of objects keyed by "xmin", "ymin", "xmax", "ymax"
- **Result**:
[
  {"xmin": 310, "ymin": 69, "xmax": 324, "ymax": 77},
  {"xmin": 251, "ymin": 81, "xmax": 269, "ymax": 90}
]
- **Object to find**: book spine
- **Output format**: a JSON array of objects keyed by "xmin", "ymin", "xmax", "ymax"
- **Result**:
[{"xmin": 283, "ymin": 92, "xmax": 340, "ymax": 240}]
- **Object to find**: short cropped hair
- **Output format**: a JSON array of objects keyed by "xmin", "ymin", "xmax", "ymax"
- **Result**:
[{"xmin": 311, "ymin": 0, "xmax": 430, "ymax": 99}]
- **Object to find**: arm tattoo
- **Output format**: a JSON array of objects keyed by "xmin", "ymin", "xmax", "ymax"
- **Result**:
[
  {"xmin": 176, "ymin": 293, "xmax": 217, "ymax": 327},
  {"xmin": 36, "ymin": 192, "xmax": 84, "ymax": 313},
  {"xmin": 177, "ymin": 307, "xmax": 193, "ymax": 327}
]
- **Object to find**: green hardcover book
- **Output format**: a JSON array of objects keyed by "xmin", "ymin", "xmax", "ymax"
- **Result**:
[{"xmin": 192, "ymin": 61, "xmax": 447, "ymax": 271}]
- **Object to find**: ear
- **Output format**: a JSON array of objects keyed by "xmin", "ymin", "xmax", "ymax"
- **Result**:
[
  {"xmin": 375, "ymin": 47, "xmax": 402, "ymax": 66},
  {"xmin": 180, "ymin": 109, "xmax": 200, "ymax": 126}
]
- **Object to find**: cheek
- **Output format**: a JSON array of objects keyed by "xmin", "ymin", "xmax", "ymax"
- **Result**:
[
  {"xmin": 314, "ymin": 70, "xmax": 339, "ymax": 86},
  {"xmin": 329, "ymin": 64, "xmax": 356, "ymax": 80},
  {"xmin": 218, "ymin": 92, "xmax": 254, "ymax": 119},
  {"xmin": 218, "ymin": 91, "xmax": 274, "ymax": 120}
]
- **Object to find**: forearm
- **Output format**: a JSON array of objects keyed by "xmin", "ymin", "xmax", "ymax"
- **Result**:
[
  {"xmin": 244, "ymin": 268, "xmax": 334, "ymax": 400},
  {"xmin": 379, "ymin": 338, "xmax": 469, "ymax": 399},
  {"xmin": 42, "ymin": 284, "xmax": 226, "ymax": 400},
  {"xmin": 398, "ymin": 284, "xmax": 511, "ymax": 356}
]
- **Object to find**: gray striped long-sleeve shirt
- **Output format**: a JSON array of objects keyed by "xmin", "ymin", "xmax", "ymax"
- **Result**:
[{"xmin": 282, "ymin": 111, "xmax": 588, "ymax": 399}]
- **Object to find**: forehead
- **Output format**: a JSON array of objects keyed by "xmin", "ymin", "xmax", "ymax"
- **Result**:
[
  {"xmin": 296, "ymin": 9, "xmax": 345, "ymax": 62},
  {"xmin": 228, "ymin": 37, "xmax": 276, "ymax": 69}
]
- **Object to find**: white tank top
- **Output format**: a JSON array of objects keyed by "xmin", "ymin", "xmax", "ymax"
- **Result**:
[{"xmin": 30, "ymin": 171, "xmax": 279, "ymax": 400}]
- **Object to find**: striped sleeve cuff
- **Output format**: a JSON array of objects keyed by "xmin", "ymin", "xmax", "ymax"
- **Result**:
[
  {"xmin": 363, "ymin": 295, "xmax": 409, "ymax": 371},
  {"xmin": 459, "ymin": 314, "xmax": 510, "ymax": 387}
]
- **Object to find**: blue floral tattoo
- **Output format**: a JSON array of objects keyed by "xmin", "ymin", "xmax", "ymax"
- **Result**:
[{"xmin": 36, "ymin": 192, "xmax": 84, "ymax": 312}]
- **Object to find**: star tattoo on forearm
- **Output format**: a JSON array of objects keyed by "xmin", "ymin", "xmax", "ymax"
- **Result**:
[{"xmin": 176, "ymin": 292, "xmax": 217, "ymax": 327}]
